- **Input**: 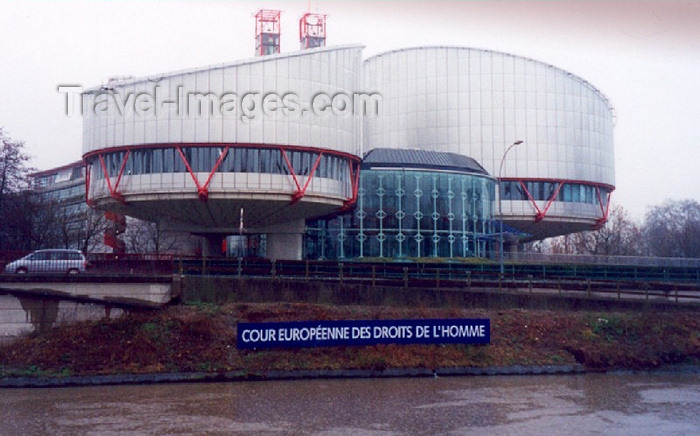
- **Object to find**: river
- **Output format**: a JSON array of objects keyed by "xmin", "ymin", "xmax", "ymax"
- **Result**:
[{"xmin": 1, "ymin": 372, "xmax": 698, "ymax": 435}]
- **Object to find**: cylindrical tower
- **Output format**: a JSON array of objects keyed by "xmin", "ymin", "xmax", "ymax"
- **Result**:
[
  {"xmin": 363, "ymin": 46, "xmax": 615, "ymax": 240},
  {"xmin": 83, "ymin": 45, "xmax": 364, "ymax": 259}
]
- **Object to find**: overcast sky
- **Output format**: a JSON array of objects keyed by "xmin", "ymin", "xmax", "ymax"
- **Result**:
[{"xmin": 0, "ymin": 0, "xmax": 698, "ymax": 221}]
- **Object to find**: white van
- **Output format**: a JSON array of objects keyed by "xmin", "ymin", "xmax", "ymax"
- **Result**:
[{"xmin": 4, "ymin": 249, "xmax": 88, "ymax": 274}]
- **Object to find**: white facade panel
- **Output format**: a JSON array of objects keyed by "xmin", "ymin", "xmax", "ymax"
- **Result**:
[
  {"xmin": 84, "ymin": 45, "xmax": 363, "ymax": 157},
  {"xmin": 363, "ymin": 46, "xmax": 614, "ymax": 186}
]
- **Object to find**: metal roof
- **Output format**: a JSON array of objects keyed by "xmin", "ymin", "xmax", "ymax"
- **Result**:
[
  {"xmin": 84, "ymin": 44, "xmax": 365, "ymax": 93},
  {"xmin": 362, "ymin": 148, "xmax": 489, "ymax": 175},
  {"xmin": 363, "ymin": 46, "xmax": 614, "ymax": 114}
]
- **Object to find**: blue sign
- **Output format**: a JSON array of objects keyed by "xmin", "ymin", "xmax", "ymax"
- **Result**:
[{"xmin": 237, "ymin": 318, "xmax": 490, "ymax": 349}]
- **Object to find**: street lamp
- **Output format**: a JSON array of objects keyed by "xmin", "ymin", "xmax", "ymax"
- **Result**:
[{"xmin": 498, "ymin": 140, "xmax": 524, "ymax": 274}]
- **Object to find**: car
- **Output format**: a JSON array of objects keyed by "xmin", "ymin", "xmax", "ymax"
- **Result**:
[{"xmin": 4, "ymin": 249, "xmax": 88, "ymax": 274}]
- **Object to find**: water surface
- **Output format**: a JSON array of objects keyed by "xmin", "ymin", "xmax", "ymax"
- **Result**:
[{"xmin": 1, "ymin": 372, "xmax": 698, "ymax": 435}]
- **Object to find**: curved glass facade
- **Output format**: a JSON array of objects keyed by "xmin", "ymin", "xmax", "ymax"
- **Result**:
[
  {"xmin": 305, "ymin": 169, "xmax": 496, "ymax": 260},
  {"xmin": 500, "ymin": 180, "xmax": 612, "ymax": 205}
]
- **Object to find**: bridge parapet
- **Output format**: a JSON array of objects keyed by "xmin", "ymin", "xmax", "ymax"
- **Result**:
[
  {"xmin": 0, "ymin": 275, "xmax": 174, "ymax": 344},
  {"xmin": 0, "ymin": 275, "xmax": 174, "ymax": 308}
]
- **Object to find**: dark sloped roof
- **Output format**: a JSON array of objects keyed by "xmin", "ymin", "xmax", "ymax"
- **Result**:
[{"xmin": 362, "ymin": 148, "xmax": 489, "ymax": 175}]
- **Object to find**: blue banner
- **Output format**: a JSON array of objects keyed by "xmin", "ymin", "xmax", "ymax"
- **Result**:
[{"xmin": 237, "ymin": 318, "xmax": 490, "ymax": 349}]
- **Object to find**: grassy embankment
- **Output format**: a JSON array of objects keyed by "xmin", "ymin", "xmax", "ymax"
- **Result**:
[{"xmin": 1, "ymin": 302, "xmax": 698, "ymax": 379}]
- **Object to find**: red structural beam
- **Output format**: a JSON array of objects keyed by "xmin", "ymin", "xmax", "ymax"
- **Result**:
[
  {"xmin": 255, "ymin": 9, "xmax": 281, "ymax": 36},
  {"xmin": 280, "ymin": 148, "xmax": 303, "ymax": 193},
  {"xmin": 84, "ymin": 162, "xmax": 93, "ymax": 206},
  {"xmin": 343, "ymin": 160, "xmax": 362, "ymax": 209},
  {"xmin": 96, "ymin": 151, "xmax": 130, "ymax": 203},
  {"xmin": 84, "ymin": 143, "xmax": 361, "ymax": 208},
  {"xmin": 502, "ymin": 177, "xmax": 615, "ymax": 227},
  {"xmin": 594, "ymin": 185, "xmax": 613, "ymax": 228},
  {"xmin": 291, "ymin": 152, "xmax": 324, "ymax": 204},
  {"xmin": 176, "ymin": 146, "xmax": 231, "ymax": 201},
  {"xmin": 517, "ymin": 180, "xmax": 565, "ymax": 223}
]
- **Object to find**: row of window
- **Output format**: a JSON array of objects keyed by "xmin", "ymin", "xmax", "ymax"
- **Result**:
[
  {"xmin": 35, "ymin": 166, "xmax": 84, "ymax": 188},
  {"xmin": 88, "ymin": 147, "xmax": 353, "ymax": 183},
  {"xmin": 44, "ymin": 184, "xmax": 84, "ymax": 202},
  {"xmin": 500, "ymin": 181, "xmax": 611, "ymax": 205},
  {"xmin": 305, "ymin": 224, "xmax": 494, "ymax": 260}
]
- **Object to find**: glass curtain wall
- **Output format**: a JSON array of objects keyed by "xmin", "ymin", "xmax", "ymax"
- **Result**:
[
  {"xmin": 500, "ymin": 180, "xmax": 612, "ymax": 205},
  {"xmin": 87, "ymin": 146, "xmax": 351, "ymax": 184},
  {"xmin": 305, "ymin": 169, "xmax": 496, "ymax": 260}
]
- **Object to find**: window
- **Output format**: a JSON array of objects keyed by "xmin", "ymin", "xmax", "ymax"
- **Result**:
[{"xmin": 88, "ymin": 147, "xmax": 352, "ymax": 182}]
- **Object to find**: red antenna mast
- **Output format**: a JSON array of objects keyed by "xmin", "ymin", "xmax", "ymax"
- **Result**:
[
  {"xmin": 299, "ymin": 13, "xmax": 326, "ymax": 50},
  {"xmin": 255, "ymin": 9, "xmax": 281, "ymax": 56}
]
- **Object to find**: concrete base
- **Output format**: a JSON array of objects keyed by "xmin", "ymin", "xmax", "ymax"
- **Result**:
[{"xmin": 0, "ymin": 281, "xmax": 172, "ymax": 307}]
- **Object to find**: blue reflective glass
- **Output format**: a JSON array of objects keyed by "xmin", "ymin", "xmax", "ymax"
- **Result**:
[{"xmin": 305, "ymin": 168, "xmax": 497, "ymax": 260}]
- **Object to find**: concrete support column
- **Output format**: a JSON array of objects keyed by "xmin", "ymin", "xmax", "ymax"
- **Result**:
[
  {"xmin": 266, "ymin": 233, "xmax": 303, "ymax": 260},
  {"xmin": 250, "ymin": 219, "xmax": 305, "ymax": 261},
  {"xmin": 504, "ymin": 237, "xmax": 520, "ymax": 262}
]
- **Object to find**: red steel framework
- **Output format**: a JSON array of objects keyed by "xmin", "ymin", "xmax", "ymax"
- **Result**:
[
  {"xmin": 299, "ymin": 13, "xmax": 327, "ymax": 49},
  {"xmin": 103, "ymin": 211, "xmax": 126, "ymax": 253},
  {"xmin": 501, "ymin": 177, "xmax": 614, "ymax": 228},
  {"xmin": 84, "ymin": 143, "xmax": 362, "ymax": 209},
  {"xmin": 255, "ymin": 9, "xmax": 281, "ymax": 56}
]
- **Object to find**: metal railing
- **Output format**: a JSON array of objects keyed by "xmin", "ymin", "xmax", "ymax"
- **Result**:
[
  {"xmin": 506, "ymin": 252, "xmax": 700, "ymax": 268},
  {"xmin": 174, "ymin": 257, "xmax": 700, "ymax": 286},
  {"xmin": 170, "ymin": 257, "xmax": 700, "ymax": 306},
  {"xmin": 2, "ymin": 251, "xmax": 699, "ymax": 285},
  {"xmin": 2, "ymin": 252, "xmax": 698, "ymax": 306}
]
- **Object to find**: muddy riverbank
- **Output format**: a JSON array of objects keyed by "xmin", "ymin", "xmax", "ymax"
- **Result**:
[{"xmin": 1, "ymin": 302, "xmax": 698, "ymax": 384}]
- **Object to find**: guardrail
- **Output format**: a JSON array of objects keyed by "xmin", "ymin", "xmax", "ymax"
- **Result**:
[
  {"xmin": 176, "ymin": 257, "xmax": 700, "ymax": 284},
  {"xmin": 2, "ymin": 252, "xmax": 698, "ymax": 306},
  {"xmin": 2, "ymin": 251, "xmax": 697, "ymax": 284},
  {"xmin": 507, "ymin": 252, "xmax": 700, "ymax": 268},
  {"xmin": 177, "ymin": 258, "xmax": 700, "ymax": 306}
]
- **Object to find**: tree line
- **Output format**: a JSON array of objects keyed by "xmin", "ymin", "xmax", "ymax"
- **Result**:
[
  {"xmin": 0, "ymin": 127, "xmax": 108, "ymax": 252},
  {"xmin": 2, "ymin": 128, "xmax": 699, "ymax": 258},
  {"xmin": 529, "ymin": 201, "xmax": 700, "ymax": 258}
]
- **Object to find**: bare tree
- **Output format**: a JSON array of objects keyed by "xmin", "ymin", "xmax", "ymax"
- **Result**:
[
  {"xmin": 547, "ymin": 205, "xmax": 643, "ymax": 256},
  {"xmin": 0, "ymin": 128, "xmax": 33, "ymax": 204},
  {"xmin": 82, "ymin": 208, "xmax": 110, "ymax": 252},
  {"xmin": 49, "ymin": 206, "xmax": 104, "ymax": 251},
  {"xmin": 548, "ymin": 234, "xmax": 576, "ymax": 255},
  {"xmin": 643, "ymin": 199, "xmax": 700, "ymax": 258},
  {"xmin": 0, "ymin": 129, "xmax": 36, "ymax": 251},
  {"xmin": 1, "ymin": 191, "xmax": 39, "ymax": 251},
  {"xmin": 123, "ymin": 217, "xmax": 184, "ymax": 255}
]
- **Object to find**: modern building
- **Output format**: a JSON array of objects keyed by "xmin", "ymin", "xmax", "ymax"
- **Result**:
[
  {"xmin": 305, "ymin": 148, "xmax": 497, "ymax": 260},
  {"xmin": 83, "ymin": 44, "xmax": 364, "ymax": 259},
  {"xmin": 362, "ymin": 47, "xmax": 615, "ymax": 242},
  {"xmin": 77, "ymin": 13, "xmax": 614, "ymax": 261},
  {"xmin": 30, "ymin": 161, "xmax": 89, "ymax": 250}
]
